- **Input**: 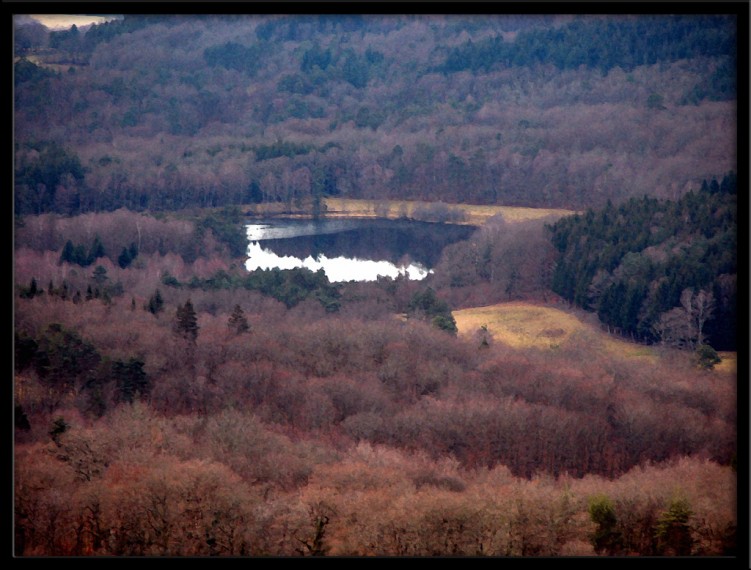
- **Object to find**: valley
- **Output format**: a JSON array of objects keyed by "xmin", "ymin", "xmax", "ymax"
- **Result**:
[{"xmin": 12, "ymin": 11, "xmax": 740, "ymax": 559}]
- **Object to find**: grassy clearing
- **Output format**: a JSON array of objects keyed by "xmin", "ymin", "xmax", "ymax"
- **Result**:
[
  {"xmin": 453, "ymin": 301, "xmax": 659, "ymax": 361},
  {"xmin": 323, "ymin": 197, "xmax": 576, "ymax": 226},
  {"xmin": 455, "ymin": 302, "xmax": 738, "ymax": 372}
]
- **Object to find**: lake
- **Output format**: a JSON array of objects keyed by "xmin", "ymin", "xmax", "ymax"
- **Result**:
[{"xmin": 245, "ymin": 217, "xmax": 475, "ymax": 282}]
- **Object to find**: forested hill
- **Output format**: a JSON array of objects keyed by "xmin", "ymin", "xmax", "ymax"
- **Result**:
[
  {"xmin": 14, "ymin": 13, "xmax": 737, "ymax": 216},
  {"xmin": 548, "ymin": 173, "xmax": 737, "ymax": 351}
]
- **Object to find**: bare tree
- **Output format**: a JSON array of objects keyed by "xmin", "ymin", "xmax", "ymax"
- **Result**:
[{"xmin": 655, "ymin": 288, "xmax": 715, "ymax": 349}]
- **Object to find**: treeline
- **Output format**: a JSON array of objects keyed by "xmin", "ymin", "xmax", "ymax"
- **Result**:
[
  {"xmin": 13, "ymin": 14, "xmax": 737, "ymax": 215},
  {"xmin": 432, "ymin": 214, "xmax": 560, "ymax": 308},
  {"xmin": 15, "ymin": 206, "xmax": 248, "ymax": 264},
  {"xmin": 163, "ymin": 266, "xmax": 343, "ymax": 312},
  {"xmin": 548, "ymin": 173, "xmax": 737, "ymax": 350},
  {"xmin": 438, "ymin": 15, "xmax": 735, "ymax": 87}
]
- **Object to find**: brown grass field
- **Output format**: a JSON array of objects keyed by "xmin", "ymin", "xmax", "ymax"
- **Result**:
[
  {"xmin": 454, "ymin": 301, "xmax": 736, "ymax": 373},
  {"xmin": 322, "ymin": 197, "xmax": 576, "ymax": 226}
]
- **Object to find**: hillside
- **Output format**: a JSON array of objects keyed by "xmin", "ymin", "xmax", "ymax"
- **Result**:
[
  {"xmin": 14, "ymin": 13, "xmax": 737, "ymax": 216},
  {"xmin": 548, "ymin": 178, "xmax": 737, "ymax": 350},
  {"xmin": 454, "ymin": 301, "xmax": 655, "ymax": 357}
]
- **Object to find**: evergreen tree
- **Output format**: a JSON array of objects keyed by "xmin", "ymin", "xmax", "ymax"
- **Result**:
[
  {"xmin": 117, "ymin": 247, "xmax": 132, "ymax": 269},
  {"xmin": 175, "ymin": 298, "xmax": 199, "ymax": 341},
  {"xmin": 60, "ymin": 240, "xmax": 76, "ymax": 264},
  {"xmin": 87, "ymin": 235, "xmax": 106, "ymax": 264},
  {"xmin": 19, "ymin": 277, "xmax": 39, "ymax": 299},
  {"xmin": 588, "ymin": 495, "xmax": 623, "ymax": 555},
  {"xmin": 228, "ymin": 304, "xmax": 250, "ymax": 334},
  {"xmin": 49, "ymin": 417, "xmax": 69, "ymax": 444},
  {"xmin": 73, "ymin": 244, "xmax": 89, "ymax": 266},
  {"xmin": 655, "ymin": 498, "xmax": 694, "ymax": 555},
  {"xmin": 113, "ymin": 358, "xmax": 149, "ymax": 403},
  {"xmin": 146, "ymin": 289, "xmax": 164, "ymax": 315},
  {"xmin": 695, "ymin": 343, "xmax": 721, "ymax": 369},
  {"xmin": 408, "ymin": 288, "xmax": 457, "ymax": 335}
]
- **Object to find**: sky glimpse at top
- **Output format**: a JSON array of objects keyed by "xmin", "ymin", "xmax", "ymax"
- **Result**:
[{"xmin": 27, "ymin": 14, "xmax": 121, "ymax": 30}]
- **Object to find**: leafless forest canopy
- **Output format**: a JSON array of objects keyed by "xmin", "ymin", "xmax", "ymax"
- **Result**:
[{"xmin": 14, "ymin": 14, "xmax": 737, "ymax": 214}]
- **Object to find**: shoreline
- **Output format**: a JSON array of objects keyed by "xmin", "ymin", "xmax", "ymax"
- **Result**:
[{"xmin": 243, "ymin": 197, "xmax": 577, "ymax": 227}]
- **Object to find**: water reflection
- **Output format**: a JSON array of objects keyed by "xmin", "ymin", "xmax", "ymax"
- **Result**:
[
  {"xmin": 246, "ymin": 242, "xmax": 431, "ymax": 282},
  {"xmin": 245, "ymin": 218, "xmax": 474, "ymax": 282}
]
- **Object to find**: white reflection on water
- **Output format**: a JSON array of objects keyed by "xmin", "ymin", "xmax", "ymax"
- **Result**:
[
  {"xmin": 246, "ymin": 220, "xmax": 361, "ymax": 241},
  {"xmin": 245, "ymin": 242, "xmax": 431, "ymax": 282}
]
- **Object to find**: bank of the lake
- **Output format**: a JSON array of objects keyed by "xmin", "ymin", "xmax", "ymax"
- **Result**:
[{"xmin": 242, "ymin": 198, "xmax": 577, "ymax": 227}]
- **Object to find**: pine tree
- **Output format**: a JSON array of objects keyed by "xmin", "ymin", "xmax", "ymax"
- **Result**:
[
  {"xmin": 228, "ymin": 304, "xmax": 250, "ymax": 334},
  {"xmin": 87, "ymin": 235, "xmax": 106, "ymax": 265},
  {"xmin": 146, "ymin": 289, "xmax": 164, "ymax": 315},
  {"xmin": 114, "ymin": 358, "xmax": 149, "ymax": 403},
  {"xmin": 60, "ymin": 240, "xmax": 75, "ymax": 264},
  {"xmin": 117, "ymin": 247, "xmax": 132, "ymax": 269},
  {"xmin": 175, "ymin": 298, "xmax": 199, "ymax": 341},
  {"xmin": 655, "ymin": 498, "xmax": 694, "ymax": 555}
]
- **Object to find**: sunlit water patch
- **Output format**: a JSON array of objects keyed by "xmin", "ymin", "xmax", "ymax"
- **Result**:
[
  {"xmin": 246, "ymin": 241, "xmax": 431, "ymax": 282},
  {"xmin": 244, "ymin": 218, "xmax": 474, "ymax": 283}
]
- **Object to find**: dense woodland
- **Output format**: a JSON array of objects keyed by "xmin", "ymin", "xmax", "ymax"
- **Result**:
[
  {"xmin": 14, "ymin": 13, "xmax": 737, "ymax": 214},
  {"xmin": 549, "ymin": 174, "xmax": 737, "ymax": 350},
  {"xmin": 13, "ymin": 12, "xmax": 740, "ymax": 558}
]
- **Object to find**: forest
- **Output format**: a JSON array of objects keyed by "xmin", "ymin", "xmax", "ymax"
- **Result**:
[
  {"xmin": 13, "ymin": 11, "xmax": 740, "ymax": 559},
  {"xmin": 14, "ymin": 13, "xmax": 737, "ymax": 214},
  {"xmin": 549, "ymin": 173, "xmax": 737, "ymax": 350}
]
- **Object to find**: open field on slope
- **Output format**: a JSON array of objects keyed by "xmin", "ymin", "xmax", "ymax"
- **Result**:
[
  {"xmin": 454, "ymin": 302, "xmax": 658, "ymax": 361},
  {"xmin": 323, "ymin": 197, "xmax": 576, "ymax": 226},
  {"xmin": 454, "ymin": 302, "xmax": 738, "ymax": 372}
]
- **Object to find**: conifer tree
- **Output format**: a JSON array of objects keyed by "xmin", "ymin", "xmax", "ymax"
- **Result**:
[
  {"xmin": 88, "ymin": 235, "xmax": 106, "ymax": 264},
  {"xmin": 175, "ymin": 298, "xmax": 199, "ymax": 341},
  {"xmin": 146, "ymin": 289, "xmax": 164, "ymax": 314},
  {"xmin": 228, "ymin": 304, "xmax": 250, "ymax": 334},
  {"xmin": 655, "ymin": 498, "xmax": 693, "ymax": 555},
  {"xmin": 60, "ymin": 240, "xmax": 76, "ymax": 264},
  {"xmin": 117, "ymin": 247, "xmax": 132, "ymax": 269}
]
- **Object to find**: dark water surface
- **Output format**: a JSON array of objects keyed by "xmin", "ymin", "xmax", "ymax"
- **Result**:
[{"xmin": 245, "ymin": 217, "xmax": 475, "ymax": 282}]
